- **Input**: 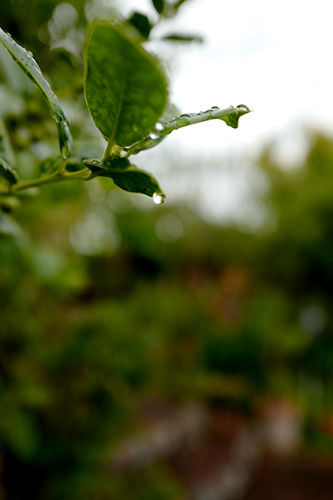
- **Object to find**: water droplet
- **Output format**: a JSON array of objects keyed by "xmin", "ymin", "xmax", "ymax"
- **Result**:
[
  {"xmin": 237, "ymin": 104, "xmax": 249, "ymax": 111},
  {"xmin": 84, "ymin": 159, "xmax": 102, "ymax": 167},
  {"xmin": 211, "ymin": 106, "xmax": 220, "ymax": 110},
  {"xmin": 229, "ymin": 105, "xmax": 234, "ymax": 109},
  {"xmin": 177, "ymin": 116, "xmax": 191, "ymax": 126},
  {"xmin": 54, "ymin": 112, "xmax": 61, "ymax": 123},
  {"xmin": 197, "ymin": 111, "xmax": 204, "ymax": 115},
  {"xmin": 149, "ymin": 131, "xmax": 160, "ymax": 140},
  {"xmin": 153, "ymin": 192, "xmax": 165, "ymax": 205},
  {"xmin": 132, "ymin": 123, "xmax": 139, "ymax": 133},
  {"xmin": 25, "ymin": 50, "xmax": 33, "ymax": 59},
  {"xmin": 53, "ymin": 95, "xmax": 58, "ymax": 101},
  {"xmin": 155, "ymin": 122, "xmax": 164, "ymax": 131}
]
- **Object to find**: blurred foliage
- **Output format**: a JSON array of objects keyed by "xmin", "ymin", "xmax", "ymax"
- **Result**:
[{"xmin": 1, "ymin": 0, "xmax": 333, "ymax": 499}]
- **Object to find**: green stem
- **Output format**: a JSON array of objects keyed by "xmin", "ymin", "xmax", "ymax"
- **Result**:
[{"xmin": 11, "ymin": 161, "xmax": 92, "ymax": 193}]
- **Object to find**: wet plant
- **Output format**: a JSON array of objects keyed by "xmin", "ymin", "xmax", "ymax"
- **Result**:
[{"xmin": 0, "ymin": 0, "xmax": 250, "ymax": 209}]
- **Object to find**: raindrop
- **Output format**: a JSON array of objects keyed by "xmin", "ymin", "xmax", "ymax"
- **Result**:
[
  {"xmin": 149, "ymin": 131, "xmax": 160, "ymax": 140},
  {"xmin": 237, "ymin": 104, "xmax": 249, "ymax": 111},
  {"xmin": 153, "ymin": 192, "xmax": 165, "ymax": 205},
  {"xmin": 54, "ymin": 112, "xmax": 61, "ymax": 123},
  {"xmin": 83, "ymin": 159, "xmax": 102, "ymax": 167},
  {"xmin": 155, "ymin": 122, "xmax": 164, "ymax": 131},
  {"xmin": 177, "ymin": 116, "xmax": 191, "ymax": 126},
  {"xmin": 211, "ymin": 106, "xmax": 220, "ymax": 110},
  {"xmin": 229, "ymin": 105, "xmax": 234, "ymax": 109},
  {"xmin": 132, "ymin": 123, "xmax": 139, "ymax": 133},
  {"xmin": 25, "ymin": 50, "xmax": 33, "ymax": 59}
]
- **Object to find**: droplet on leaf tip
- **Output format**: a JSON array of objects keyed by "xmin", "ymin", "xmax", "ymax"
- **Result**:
[
  {"xmin": 237, "ymin": 104, "xmax": 249, "ymax": 110},
  {"xmin": 153, "ymin": 192, "xmax": 165, "ymax": 205}
]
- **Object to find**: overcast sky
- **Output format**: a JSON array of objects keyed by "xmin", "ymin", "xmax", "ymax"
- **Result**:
[{"xmin": 116, "ymin": 0, "xmax": 333, "ymax": 222}]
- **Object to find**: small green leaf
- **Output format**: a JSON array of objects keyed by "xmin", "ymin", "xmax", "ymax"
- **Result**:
[
  {"xmin": 162, "ymin": 33, "xmax": 203, "ymax": 43},
  {"xmin": 128, "ymin": 12, "xmax": 152, "ymax": 39},
  {"xmin": 128, "ymin": 105, "xmax": 251, "ymax": 155},
  {"xmin": 152, "ymin": 0, "xmax": 165, "ymax": 14},
  {"xmin": 0, "ymin": 27, "xmax": 72, "ymax": 159},
  {"xmin": 0, "ymin": 159, "xmax": 19, "ymax": 184},
  {"xmin": 84, "ymin": 157, "xmax": 164, "ymax": 199},
  {"xmin": 84, "ymin": 21, "xmax": 168, "ymax": 149}
]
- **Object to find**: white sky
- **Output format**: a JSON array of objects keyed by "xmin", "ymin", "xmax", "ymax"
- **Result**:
[{"xmin": 117, "ymin": 0, "xmax": 333, "ymax": 223}]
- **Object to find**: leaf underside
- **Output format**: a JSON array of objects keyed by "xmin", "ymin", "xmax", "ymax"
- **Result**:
[
  {"xmin": 84, "ymin": 21, "xmax": 168, "ymax": 148},
  {"xmin": 84, "ymin": 158, "xmax": 163, "ymax": 198}
]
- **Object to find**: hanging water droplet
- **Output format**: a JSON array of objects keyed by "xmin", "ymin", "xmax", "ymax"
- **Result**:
[
  {"xmin": 155, "ymin": 122, "xmax": 164, "ymax": 131},
  {"xmin": 237, "ymin": 104, "xmax": 249, "ymax": 111},
  {"xmin": 149, "ymin": 131, "xmax": 160, "ymax": 140},
  {"xmin": 211, "ymin": 106, "xmax": 220, "ymax": 110},
  {"xmin": 132, "ymin": 123, "xmax": 139, "ymax": 133},
  {"xmin": 25, "ymin": 50, "xmax": 33, "ymax": 59},
  {"xmin": 153, "ymin": 192, "xmax": 165, "ymax": 205}
]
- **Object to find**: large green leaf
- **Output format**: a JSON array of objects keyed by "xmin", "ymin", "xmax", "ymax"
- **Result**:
[
  {"xmin": 83, "ymin": 157, "xmax": 165, "ymax": 201},
  {"xmin": 0, "ymin": 28, "xmax": 72, "ymax": 159},
  {"xmin": 84, "ymin": 21, "xmax": 168, "ymax": 149}
]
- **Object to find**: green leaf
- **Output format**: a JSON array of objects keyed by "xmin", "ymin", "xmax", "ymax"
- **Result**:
[
  {"xmin": 162, "ymin": 105, "xmax": 251, "ymax": 132},
  {"xmin": 152, "ymin": 0, "xmax": 165, "ymax": 14},
  {"xmin": 128, "ymin": 12, "xmax": 152, "ymax": 39},
  {"xmin": 83, "ymin": 157, "xmax": 165, "ymax": 200},
  {"xmin": 0, "ymin": 159, "xmax": 19, "ymax": 184},
  {"xmin": 128, "ymin": 105, "xmax": 251, "ymax": 155},
  {"xmin": 0, "ymin": 28, "xmax": 72, "ymax": 159},
  {"xmin": 162, "ymin": 33, "xmax": 203, "ymax": 43},
  {"xmin": 84, "ymin": 21, "xmax": 168, "ymax": 150}
]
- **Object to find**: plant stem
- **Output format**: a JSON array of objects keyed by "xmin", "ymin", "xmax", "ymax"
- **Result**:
[{"xmin": 11, "ymin": 161, "xmax": 92, "ymax": 193}]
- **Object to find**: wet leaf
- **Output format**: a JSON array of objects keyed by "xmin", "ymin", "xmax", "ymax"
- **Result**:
[
  {"xmin": 0, "ymin": 28, "xmax": 72, "ymax": 159},
  {"xmin": 84, "ymin": 157, "xmax": 164, "ymax": 199},
  {"xmin": 84, "ymin": 21, "xmax": 168, "ymax": 148}
]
